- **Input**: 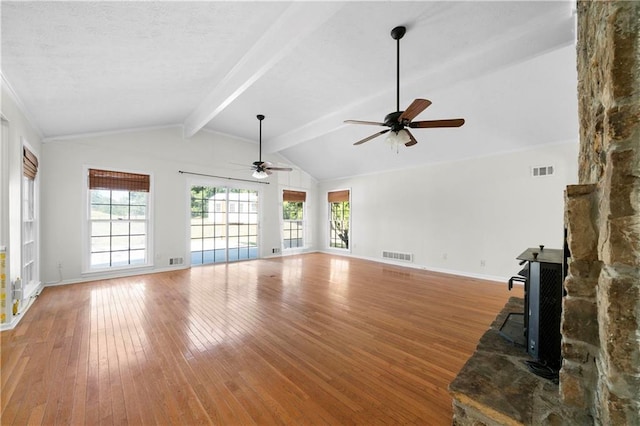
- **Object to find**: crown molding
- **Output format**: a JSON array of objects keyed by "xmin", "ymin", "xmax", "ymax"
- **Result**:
[
  {"xmin": 42, "ymin": 123, "xmax": 184, "ymax": 143},
  {"xmin": 0, "ymin": 72, "xmax": 43, "ymax": 139}
]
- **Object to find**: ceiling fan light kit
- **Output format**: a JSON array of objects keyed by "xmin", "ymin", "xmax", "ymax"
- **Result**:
[
  {"xmin": 385, "ymin": 129, "xmax": 412, "ymax": 152},
  {"xmin": 252, "ymin": 169, "xmax": 269, "ymax": 179},
  {"xmin": 345, "ymin": 25, "xmax": 465, "ymax": 149}
]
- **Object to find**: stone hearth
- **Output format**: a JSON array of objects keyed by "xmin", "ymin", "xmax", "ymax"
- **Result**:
[{"xmin": 449, "ymin": 298, "xmax": 590, "ymax": 425}]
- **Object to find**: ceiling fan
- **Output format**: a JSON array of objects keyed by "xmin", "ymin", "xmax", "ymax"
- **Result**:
[
  {"xmin": 251, "ymin": 114, "xmax": 292, "ymax": 179},
  {"xmin": 345, "ymin": 26, "xmax": 465, "ymax": 148}
]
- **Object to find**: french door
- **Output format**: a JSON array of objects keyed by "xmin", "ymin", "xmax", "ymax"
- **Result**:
[{"xmin": 190, "ymin": 185, "xmax": 259, "ymax": 265}]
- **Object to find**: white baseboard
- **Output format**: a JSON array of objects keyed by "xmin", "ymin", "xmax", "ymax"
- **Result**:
[
  {"xmin": 0, "ymin": 282, "xmax": 43, "ymax": 331},
  {"xmin": 43, "ymin": 252, "xmax": 512, "ymax": 289},
  {"xmin": 44, "ymin": 264, "xmax": 190, "ymax": 288},
  {"xmin": 317, "ymin": 250, "xmax": 511, "ymax": 284}
]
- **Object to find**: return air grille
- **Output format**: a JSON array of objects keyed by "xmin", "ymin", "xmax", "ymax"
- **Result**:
[
  {"xmin": 531, "ymin": 165, "xmax": 555, "ymax": 177},
  {"xmin": 382, "ymin": 251, "xmax": 413, "ymax": 262}
]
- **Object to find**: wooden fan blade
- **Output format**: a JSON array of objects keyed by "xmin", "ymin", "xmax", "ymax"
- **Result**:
[
  {"xmin": 345, "ymin": 120, "xmax": 387, "ymax": 126},
  {"xmin": 353, "ymin": 129, "xmax": 391, "ymax": 145},
  {"xmin": 409, "ymin": 118, "xmax": 465, "ymax": 128},
  {"xmin": 398, "ymin": 99, "xmax": 432, "ymax": 123},
  {"xmin": 404, "ymin": 130, "xmax": 418, "ymax": 147},
  {"xmin": 266, "ymin": 167, "xmax": 293, "ymax": 171}
]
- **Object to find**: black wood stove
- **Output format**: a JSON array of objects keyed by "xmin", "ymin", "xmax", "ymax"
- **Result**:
[{"xmin": 501, "ymin": 245, "xmax": 566, "ymax": 379}]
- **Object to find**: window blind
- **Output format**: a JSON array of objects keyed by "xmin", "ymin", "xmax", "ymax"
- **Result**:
[
  {"xmin": 23, "ymin": 147, "xmax": 38, "ymax": 180},
  {"xmin": 327, "ymin": 189, "xmax": 349, "ymax": 203},
  {"xmin": 89, "ymin": 168, "xmax": 150, "ymax": 192},
  {"xmin": 283, "ymin": 190, "xmax": 306, "ymax": 202}
]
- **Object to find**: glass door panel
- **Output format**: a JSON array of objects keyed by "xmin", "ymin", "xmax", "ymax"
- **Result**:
[{"xmin": 190, "ymin": 185, "xmax": 258, "ymax": 265}]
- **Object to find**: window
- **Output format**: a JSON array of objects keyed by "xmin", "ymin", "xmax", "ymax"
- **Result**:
[
  {"xmin": 88, "ymin": 168, "xmax": 150, "ymax": 270},
  {"xmin": 22, "ymin": 146, "xmax": 38, "ymax": 290},
  {"xmin": 283, "ymin": 190, "xmax": 306, "ymax": 249},
  {"xmin": 190, "ymin": 185, "xmax": 258, "ymax": 265},
  {"xmin": 328, "ymin": 190, "xmax": 350, "ymax": 249}
]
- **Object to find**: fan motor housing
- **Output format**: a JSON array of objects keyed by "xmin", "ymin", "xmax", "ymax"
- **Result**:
[{"xmin": 384, "ymin": 111, "xmax": 405, "ymax": 131}]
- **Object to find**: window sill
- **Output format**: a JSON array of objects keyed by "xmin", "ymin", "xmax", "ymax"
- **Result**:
[{"xmin": 82, "ymin": 263, "xmax": 153, "ymax": 277}]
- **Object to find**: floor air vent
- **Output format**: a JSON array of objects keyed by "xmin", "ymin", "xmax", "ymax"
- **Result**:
[{"xmin": 382, "ymin": 251, "xmax": 413, "ymax": 262}]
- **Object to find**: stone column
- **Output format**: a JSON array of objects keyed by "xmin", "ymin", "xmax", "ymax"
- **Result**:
[{"xmin": 564, "ymin": 1, "xmax": 640, "ymax": 423}]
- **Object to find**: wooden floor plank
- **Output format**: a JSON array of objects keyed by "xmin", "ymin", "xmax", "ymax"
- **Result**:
[{"xmin": 1, "ymin": 253, "xmax": 521, "ymax": 425}]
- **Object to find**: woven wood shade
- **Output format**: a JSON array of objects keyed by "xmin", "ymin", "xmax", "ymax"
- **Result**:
[
  {"xmin": 327, "ymin": 190, "xmax": 349, "ymax": 203},
  {"xmin": 23, "ymin": 147, "xmax": 38, "ymax": 180},
  {"xmin": 89, "ymin": 169, "xmax": 150, "ymax": 192},
  {"xmin": 283, "ymin": 190, "xmax": 306, "ymax": 202}
]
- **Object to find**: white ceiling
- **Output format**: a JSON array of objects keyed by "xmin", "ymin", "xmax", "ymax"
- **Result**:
[{"xmin": 1, "ymin": 1, "xmax": 578, "ymax": 181}]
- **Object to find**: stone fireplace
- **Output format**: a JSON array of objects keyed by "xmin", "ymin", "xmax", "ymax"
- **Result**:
[
  {"xmin": 562, "ymin": 1, "xmax": 639, "ymax": 423},
  {"xmin": 451, "ymin": 1, "xmax": 639, "ymax": 424}
]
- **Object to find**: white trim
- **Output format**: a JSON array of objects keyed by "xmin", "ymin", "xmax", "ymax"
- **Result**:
[
  {"xmin": 82, "ymin": 165, "xmax": 154, "ymax": 274},
  {"xmin": 42, "ymin": 250, "xmax": 514, "ymax": 292},
  {"xmin": 21, "ymin": 138, "xmax": 40, "ymax": 307},
  {"xmin": 45, "ymin": 265, "xmax": 189, "ymax": 288},
  {"xmin": 43, "ymin": 124, "xmax": 182, "ymax": 143},
  {"xmin": 317, "ymin": 249, "xmax": 510, "ymax": 284},
  {"xmin": 280, "ymin": 186, "xmax": 307, "ymax": 253},
  {"xmin": 0, "ymin": 73, "xmax": 43, "ymax": 139},
  {"xmin": 0, "ymin": 281, "xmax": 43, "ymax": 331},
  {"xmin": 327, "ymin": 187, "xmax": 351, "ymax": 253},
  {"xmin": 198, "ymin": 127, "xmax": 254, "ymax": 144},
  {"xmin": 185, "ymin": 178, "xmax": 262, "ymax": 266},
  {"xmin": 0, "ymin": 121, "xmax": 10, "ymax": 327},
  {"xmin": 263, "ymin": 247, "xmax": 314, "ymax": 259}
]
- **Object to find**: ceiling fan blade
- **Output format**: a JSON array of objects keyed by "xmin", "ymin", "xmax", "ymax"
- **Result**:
[
  {"xmin": 345, "ymin": 120, "xmax": 387, "ymax": 126},
  {"xmin": 404, "ymin": 130, "xmax": 418, "ymax": 147},
  {"xmin": 398, "ymin": 99, "xmax": 432, "ymax": 123},
  {"xmin": 409, "ymin": 118, "xmax": 465, "ymax": 128},
  {"xmin": 353, "ymin": 129, "xmax": 391, "ymax": 145},
  {"xmin": 266, "ymin": 166, "xmax": 293, "ymax": 172}
]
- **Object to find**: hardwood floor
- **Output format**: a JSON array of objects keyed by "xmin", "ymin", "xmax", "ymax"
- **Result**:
[{"xmin": 1, "ymin": 253, "xmax": 521, "ymax": 425}]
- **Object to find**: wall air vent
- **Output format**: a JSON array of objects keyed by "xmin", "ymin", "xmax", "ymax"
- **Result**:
[
  {"xmin": 531, "ymin": 165, "xmax": 555, "ymax": 177},
  {"xmin": 382, "ymin": 251, "xmax": 413, "ymax": 262},
  {"xmin": 169, "ymin": 257, "xmax": 184, "ymax": 265}
]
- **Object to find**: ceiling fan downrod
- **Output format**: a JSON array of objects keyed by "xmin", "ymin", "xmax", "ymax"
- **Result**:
[
  {"xmin": 257, "ymin": 114, "xmax": 264, "ymax": 162},
  {"xmin": 391, "ymin": 26, "xmax": 406, "ymax": 113}
]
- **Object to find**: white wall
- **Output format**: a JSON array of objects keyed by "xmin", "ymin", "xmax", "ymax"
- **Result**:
[
  {"xmin": 1, "ymin": 81, "xmax": 44, "ymax": 327},
  {"xmin": 34, "ymin": 110, "xmax": 578, "ymax": 285},
  {"xmin": 41, "ymin": 126, "xmax": 316, "ymax": 285},
  {"xmin": 317, "ymin": 142, "xmax": 578, "ymax": 281}
]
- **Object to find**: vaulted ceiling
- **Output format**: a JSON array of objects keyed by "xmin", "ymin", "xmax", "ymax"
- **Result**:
[{"xmin": 1, "ymin": 1, "xmax": 578, "ymax": 181}]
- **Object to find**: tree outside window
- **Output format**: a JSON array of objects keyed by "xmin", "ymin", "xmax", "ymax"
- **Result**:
[
  {"xmin": 283, "ymin": 190, "xmax": 306, "ymax": 249},
  {"xmin": 328, "ymin": 190, "xmax": 349, "ymax": 249}
]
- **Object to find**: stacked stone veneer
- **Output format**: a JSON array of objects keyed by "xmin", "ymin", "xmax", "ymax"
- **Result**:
[{"xmin": 563, "ymin": 1, "xmax": 639, "ymax": 424}]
